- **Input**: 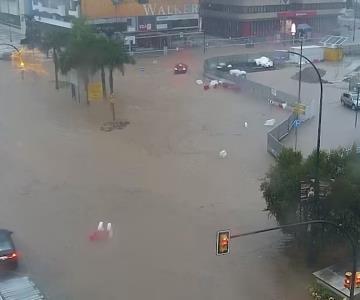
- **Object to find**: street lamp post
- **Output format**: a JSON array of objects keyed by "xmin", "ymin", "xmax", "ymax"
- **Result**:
[
  {"xmin": 295, "ymin": 34, "xmax": 304, "ymax": 151},
  {"xmin": 203, "ymin": 30, "xmax": 206, "ymax": 54},
  {"xmin": 229, "ymin": 220, "xmax": 357, "ymax": 299},
  {"xmin": 354, "ymin": 0, "xmax": 358, "ymax": 42},
  {"xmin": 286, "ymin": 50, "xmax": 323, "ymax": 209},
  {"xmin": 355, "ymin": 84, "xmax": 360, "ymax": 128}
]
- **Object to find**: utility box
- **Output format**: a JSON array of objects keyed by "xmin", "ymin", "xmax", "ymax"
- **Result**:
[{"xmin": 324, "ymin": 47, "xmax": 343, "ymax": 61}]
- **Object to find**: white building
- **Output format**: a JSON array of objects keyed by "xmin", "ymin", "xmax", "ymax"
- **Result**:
[
  {"xmin": 0, "ymin": 0, "xmax": 30, "ymax": 36},
  {"xmin": 31, "ymin": 0, "xmax": 80, "ymax": 29}
]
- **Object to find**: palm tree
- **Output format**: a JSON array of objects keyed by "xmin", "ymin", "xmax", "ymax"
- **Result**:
[
  {"xmin": 41, "ymin": 30, "xmax": 69, "ymax": 90},
  {"xmin": 59, "ymin": 19, "xmax": 99, "ymax": 104},
  {"xmin": 93, "ymin": 37, "xmax": 134, "ymax": 97},
  {"xmin": 104, "ymin": 39, "xmax": 134, "ymax": 95}
]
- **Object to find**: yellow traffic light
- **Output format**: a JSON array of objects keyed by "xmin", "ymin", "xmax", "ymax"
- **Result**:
[{"xmin": 216, "ymin": 230, "xmax": 230, "ymax": 255}]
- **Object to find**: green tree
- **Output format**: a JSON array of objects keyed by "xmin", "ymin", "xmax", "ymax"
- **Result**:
[
  {"xmin": 105, "ymin": 39, "xmax": 134, "ymax": 95},
  {"xmin": 261, "ymin": 146, "xmax": 360, "ymax": 250},
  {"xmin": 260, "ymin": 148, "xmax": 304, "ymax": 224},
  {"xmin": 59, "ymin": 19, "xmax": 134, "ymax": 103},
  {"xmin": 59, "ymin": 19, "xmax": 99, "ymax": 104},
  {"xmin": 41, "ymin": 29, "xmax": 70, "ymax": 90}
]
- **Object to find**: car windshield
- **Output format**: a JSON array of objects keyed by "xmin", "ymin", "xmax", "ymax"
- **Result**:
[
  {"xmin": 351, "ymin": 94, "xmax": 360, "ymax": 101},
  {"xmin": 0, "ymin": 235, "xmax": 12, "ymax": 252}
]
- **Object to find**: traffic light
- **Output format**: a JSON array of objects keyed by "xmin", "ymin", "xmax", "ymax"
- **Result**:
[
  {"xmin": 216, "ymin": 230, "xmax": 230, "ymax": 255},
  {"xmin": 344, "ymin": 272, "xmax": 352, "ymax": 289}
]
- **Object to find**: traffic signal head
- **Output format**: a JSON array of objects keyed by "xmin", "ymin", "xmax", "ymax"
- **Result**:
[
  {"xmin": 216, "ymin": 230, "xmax": 230, "ymax": 255},
  {"xmin": 344, "ymin": 272, "xmax": 352, "ymax": 289}
]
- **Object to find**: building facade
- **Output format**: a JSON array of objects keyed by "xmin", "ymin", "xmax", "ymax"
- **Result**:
[
  {"xmin": 0, "ymin": 0, "xmax": 31, "ymax": 34},
  {"xmin": 201, "ymin": 0, "xmax": 346, "ymax": 38},
  {"xmin": 31, "ymin": 0, "xmax": 80, "ymax": 29},
  {"xmin": 81, "ymin": 0, "xmax": 199, "ymax": 48}
]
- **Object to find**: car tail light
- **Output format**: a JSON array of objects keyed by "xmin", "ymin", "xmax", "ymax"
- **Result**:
[{"xmin": 0, "ymin": 253, "xmax": 16, "ymax": 261}]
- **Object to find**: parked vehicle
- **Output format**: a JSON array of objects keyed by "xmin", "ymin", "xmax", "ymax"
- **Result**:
[
  {"xmin": 0, "ymin": 230, "xmax": 18, "ymax": 270},
  {"xmin": 340, "ymin": 92, "xmax": 360, "ymax": 110}
]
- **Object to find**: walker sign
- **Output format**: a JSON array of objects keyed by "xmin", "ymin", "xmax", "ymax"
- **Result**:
[
  {"xmin": 82, "ymin": 0, "xmax": 199, "ymax": 19},
  {"xmin": 143, "ymin": 3, "xmax": 198, "ymax": 16}
]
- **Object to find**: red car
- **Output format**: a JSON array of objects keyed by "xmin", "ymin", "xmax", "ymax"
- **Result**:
[
  {"xmin": 0, "ymin": 229, "xmax": 18, "ymax": 271},
  {"xmin": 174, "ymin": 63, "xmax": 188, "ymax": 74}
]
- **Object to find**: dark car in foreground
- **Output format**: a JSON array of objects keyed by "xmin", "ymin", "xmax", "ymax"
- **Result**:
[
  {"xmin": 0, "ymin": 230, "xmax": 18, "ymax": 270},
  {"xmin": 340, "ymin": 92, "xmax": 360, "ymax": 110},
  {"xmin": 174, "ymin": 63, "xmax": 188, "ymax": 74}
]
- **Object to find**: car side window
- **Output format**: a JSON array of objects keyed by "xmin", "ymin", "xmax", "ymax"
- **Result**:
[{"xmin": 344, "ymin": 93, "xmax": 350, "ymax": 98}]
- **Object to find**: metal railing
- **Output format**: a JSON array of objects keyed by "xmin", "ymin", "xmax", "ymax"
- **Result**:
[{"xmin": 204, "ymin": 54, "xmax": 308, "ymax": 159}]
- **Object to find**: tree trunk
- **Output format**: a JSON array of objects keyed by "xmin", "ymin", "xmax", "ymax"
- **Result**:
[
  {"xmin": 101, "ymin": 65, "xmax": 107, "ymax": 99},
  {"xmin": 53, "ymin": 48, "xmax": 59, "ymax": 90},
  {"xmin": 84, "ymin": 75, "xmax": 89, "ymax": 105},
  {"xmin": 109, "ymin": 67, "xmax": 114, "ymax": 95}
]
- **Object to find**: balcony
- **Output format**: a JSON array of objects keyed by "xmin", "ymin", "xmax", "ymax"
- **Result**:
[{"xmin": 32, "ymin": 2, "xmax": 66, "ymax": 16}]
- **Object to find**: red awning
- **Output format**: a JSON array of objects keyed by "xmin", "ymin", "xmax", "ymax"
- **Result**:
[{"xmin": 278, "ymin": 10, "xmax": 317, "ymax": 18}]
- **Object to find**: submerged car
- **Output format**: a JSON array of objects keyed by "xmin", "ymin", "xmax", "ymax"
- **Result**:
[
  {"xmin": 0, "ymin": 230, "xmax": 18, "ymax": 270},
  {"xmin": 174, "ymin": 63, "xmax": 188, "ymax": 74},
  {"xmin": 340, "ymin": 92, "xmax": 360, "ymax": 110}
]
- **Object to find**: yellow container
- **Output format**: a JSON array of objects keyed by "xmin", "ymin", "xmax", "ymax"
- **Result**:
[{"xmin": 324, "ymin": 47, "xmax": 343, "ymax": 61}]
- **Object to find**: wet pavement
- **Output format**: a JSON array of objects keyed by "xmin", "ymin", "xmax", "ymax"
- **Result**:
[{"xmin": 0, "ymin": 46, "xmax": 355, "ymax": 299}]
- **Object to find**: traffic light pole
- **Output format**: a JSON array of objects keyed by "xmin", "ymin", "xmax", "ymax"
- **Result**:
[{"xmin": 230, "ymin": 220, "xmax": 357, "ymax": 299}]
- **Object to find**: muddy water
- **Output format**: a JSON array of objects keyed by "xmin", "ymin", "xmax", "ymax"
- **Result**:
[{"xmin": 0, "ymin": 49, "xmax": 312, "ymax": 300}]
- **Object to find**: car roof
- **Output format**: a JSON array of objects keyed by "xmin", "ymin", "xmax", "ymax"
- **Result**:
[{"xmin": 0, "ymin": 230, "xmax": 12, "ymax": 236}]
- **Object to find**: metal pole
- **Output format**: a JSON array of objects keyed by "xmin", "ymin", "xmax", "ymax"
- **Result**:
[
  {"xmin": 354, "ymin": 0, "xmax": 357, "ymax": 42},
  {"xmin": 203, "ymin": 30, "xmax": 206, "ymax": 54},
  {"xmin": 356, "ymin": 86, "xmax": 359, "ymax": 128},
  {"xmin": 7, "ymin": 0, "xmax": 12, "ymax": 42},
  {"xmin": 287, "ymin": 50, "xmax": 323, "ymax": 213},
  {"xmin": 111, "ymin": 103, "xmax": 115, "ymax": 121},
  {"xmin": 230, "ymin": 220, "xmax": 357, "ymax": 300},
  {"xmin": 295, "ymin": 37, "xmax": 303, "ymax": 151}
]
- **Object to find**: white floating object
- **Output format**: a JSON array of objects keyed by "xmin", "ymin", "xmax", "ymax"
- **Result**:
[
  {"xmin": 219, "ymin": 150, "xmax": 228, "ymax": 158},
  {"xmin": 97, "ymin": 221, "xmax": 105, "ymax": 231},
  {"xmin": 264, "ymin": 119, "xmax": 276, "ymax": 126},
  {"xmin": 229, "ymin": 69, "xmax": 246, "ymax": 77},
  {"xmin": 219, "ymin": 63, "xmax": 226, "ymax": 66},
  {"xmin": 227, "ymin": 64, "xmax": 232, "ymax": 68},
  {"xmin": 107, "ymin": 222, "xmax": 113, "ymax": 238},
  {"xmin": 244, "ymin": 122, "xmax": 248, "ymax": 128},
  {"xmin": 209, "ymin": 80, "xmax": 219, "ymax": 87},
  {"xmin": 196, "ymin": 79, "xmax": 203, "ymax": 85},
  {"xmin": 281, "ymin": 103, "xmax": 287, "ymax": 109},
  {"xmin": 254, "ymin": 56, "xmax": 274, "ymax": 68}
]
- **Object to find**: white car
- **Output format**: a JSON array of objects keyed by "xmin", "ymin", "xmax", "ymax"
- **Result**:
[{"xmin": 254, "ymin": 56, "xmax": 274, "ymax": 68}]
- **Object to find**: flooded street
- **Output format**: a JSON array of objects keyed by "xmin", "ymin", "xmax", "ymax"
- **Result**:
[{"xmin": 0, "ymin": 48, "xmax": 325, "ymax": 299}]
